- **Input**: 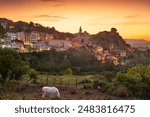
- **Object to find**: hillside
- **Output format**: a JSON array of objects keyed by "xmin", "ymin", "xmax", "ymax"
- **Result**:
[
  {"xmin": 0, "ymin": 18, "xmax": 74, "ymax": 40},
  {"xmin": 0, "ymin": 18, "xmax": 130, "ymax": 50},
  {"xmin": 89, "ymin": 28, "xmax": 130, "ymax": 50}
]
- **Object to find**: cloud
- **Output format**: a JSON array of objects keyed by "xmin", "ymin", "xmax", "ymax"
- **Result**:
[
  {"xmin": 33, "ymin": 19, "xmax": 59, "ymax": 22},
  {"xmin": 40, "ymin": 0, "xmax": 64, "ymax": 2},
  {"xmin": 52, "ymin": 3, "xmax": 65, "ymax": 7},
  {"xmin": 123, "ymin": 15, "xmax": 140, "ymax": 19},
  {"xmin": 0, "ymin": 0, "xmax": 30, "ymax": 4},
  {"xmin": 87, "ymin": 14, "xmax": 145, "ymax": 27},
  {"xmin": 40, "ymin": 0, "xmax": 66, "ymax": 7},
  {"xmin": 99, "ymin": 15, "xmax": 140, "ymax": 20},
  {"xmin": 117, "ymin": 15, "xmax": 147, "ymax": 26},
  {"xmin": 34, "ymin": 15, "xmax": 68, "ymax": 19},
  {"xmin": 117, "ymin": 22, "xmax": 140, "ymax": 26},
  {"xmin": 31, "ymin": 14, "xmax": 69, "ymax": 22},
  {"xmin": 116, "ymin": 21, "xmax": 147, "ymax": 26}
]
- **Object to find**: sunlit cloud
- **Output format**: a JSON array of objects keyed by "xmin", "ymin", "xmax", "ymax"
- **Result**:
[
  {"xmin": 40, "ymin": 0, "xmax": 65, "ymax": 2},
  {"xmin": 117, "ymin": 21, "xmax": 148, "ymax": 26},
  {"xmin": 0, "ymin": 0, "xmax": 150, "ymax": 39},
  {"xmin": 0, "ymin": 0, "xmax": 30, "ymax": 4},
  {"xmin": 33, "ymin": 15, "xmax": 68, "ymax": 19},
  {"xmin": 30, "ymin": 15, "xmax": 69, "ymax": 23},
  {"xmin": 123, "ymin": 15, "xmax": 140, "ymax": 19},
  {"xmin": 33, "ymin": 19, "xmax": 59, "ymax": 22}
]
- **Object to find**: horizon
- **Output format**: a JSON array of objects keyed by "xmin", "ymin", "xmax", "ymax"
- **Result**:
[{"xmin": 1, "ymin": 0, "xmax": 150, "ymax": 40}]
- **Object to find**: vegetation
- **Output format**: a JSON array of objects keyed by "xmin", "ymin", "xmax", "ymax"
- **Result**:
[
  {"xmin": 64, "ymin": 68, "xmax": 73, "ymax": 75},
  {"xmin": 20, "ymin": 48, "xmax": 116, "ymax": 75},
  {"xmin": 0, "ymin": 48, "xmax": 37, "ymax": 84},
  {"xmin": 1, "ymin": 46, "xmax": 150, "ymax": 99},
  {"xmin": 114, "ymin": 65, "xmax": 150, "ymax": 98},
  {"xmin": 0, "ymin": 24, "xmax": 5, "ymax": 38},
  {"xmin": 1, "ymin": 18, "xmax": 150, "ymax": 99}
]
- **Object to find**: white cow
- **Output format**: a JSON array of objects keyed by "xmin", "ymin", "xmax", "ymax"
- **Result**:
[{"xmin": 42, "ymin": 86, "xmax": 60, "ymax": 99}]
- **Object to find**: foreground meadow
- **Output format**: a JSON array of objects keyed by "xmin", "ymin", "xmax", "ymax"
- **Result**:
[{"xmin": 0, "ymin": 75, "xmax": 134, "ymax": 100}]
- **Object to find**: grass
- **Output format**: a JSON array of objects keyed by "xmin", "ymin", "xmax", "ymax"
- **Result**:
[
  {"xmin": 37, "ymin": 75, "xmax": 94, "ymax": 88},
  {"xmin": 0, "ymin": 75, "xmax": 134, "ymax": 100}
]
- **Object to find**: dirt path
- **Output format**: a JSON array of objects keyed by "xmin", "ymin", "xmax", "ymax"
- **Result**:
[{"xmin": 3, "ymin": 86, "xmax": 131, "ymax": 100}]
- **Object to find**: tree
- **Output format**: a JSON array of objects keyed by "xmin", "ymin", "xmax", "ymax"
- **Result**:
[
  {"xmin": 114, "ymin": 65, "xmax": 150, "ymax": 98},
  {"xmin": 28, "ymin": 69, "xmax": 38, "ymax": 83},
  {"xmin": 64, "ymin": 68, "xmax": 73, "ymax": 75},
  {"xmin": 0, "ymin": 48, "xmax": 33, "ymax": 83},
  {"xmin": 0, "ymin": 24, "xmax": 5, "ymax": 38}
]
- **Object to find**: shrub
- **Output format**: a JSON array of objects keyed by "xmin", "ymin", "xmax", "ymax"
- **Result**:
[
  {"xmin": 93, "ymin": 80, "xmax": 99, "ymax": 89},
  {"xmin": 116, "ymin": 85, "xmax": 128, "ymax": 97},
  {"xmin": 101, "ymin": 71, "xmax": 115, "ymax": 82},
  {"xmin": 114, "ymin": 65, "xmax": 150, "ymax": 99},
  {"xmin": 83, "ymin": 84, "xmax": 92, "ymax": 89},
  {"xmin": 28, "ymin": 69, "xmax": 38, "ymax": 83},
  {"xmin": 107, "ymin": 85, "xmax": 117, "ymax": 95},
  {"xmin": 15, "ymin": 82, "xmax": 30, "ymax": 92},
  {"xmin": 64, "ymin": 68, "xmax": 73, "ymax": 75},
  {"xmin": 3, "ymin": 80, "xmax": 20, "ymax": 91},
  {"xmin": 78, "ymin": 79, "xmax": 92, "ymax": 84},
  {"xmin": 93, "ymin": 79, "xmax": 113, "ymax": 92},
  {"xmin": 0, "ymin": 74, "xmax": 4, "ymax": 85}
]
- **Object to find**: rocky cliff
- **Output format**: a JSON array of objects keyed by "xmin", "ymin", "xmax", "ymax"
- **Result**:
[{"xmin": 89, "ymin": 28, "xmax": 130, "ymax": 50}]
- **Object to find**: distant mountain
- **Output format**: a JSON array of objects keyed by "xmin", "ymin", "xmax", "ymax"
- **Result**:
[
  {"xmin": 125, "ymin": 39, "xmax": 150, "ymax": 48},
  {"xmin": 89, "ymin": 28, "xmax": 130, "ymax": 50}
]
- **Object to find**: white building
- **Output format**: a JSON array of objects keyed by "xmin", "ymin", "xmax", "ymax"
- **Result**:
[
  {"xmin": 120, "ymin": 51, "xmax": 127, "ymax": 57},
  {"xmin": 7, "ymin": 32, "xmax": 18, "ymax": 40},
  {"xmin": 48, "ymin": 40, "xmax": 72, "ymax": 50},
  {"xmin": 32, "ymin": 41, "xmax": 47, "ymax": 50}
]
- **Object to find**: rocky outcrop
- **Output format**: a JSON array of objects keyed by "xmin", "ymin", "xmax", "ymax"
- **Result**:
[{"xmin": 89, "ymin": 28, "xmax": 130, "ymax": 50}]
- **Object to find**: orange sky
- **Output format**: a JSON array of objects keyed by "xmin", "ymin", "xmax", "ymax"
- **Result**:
[{"xmin": 0, "ymin": 0, "xmax": 150, "ymax": 40}]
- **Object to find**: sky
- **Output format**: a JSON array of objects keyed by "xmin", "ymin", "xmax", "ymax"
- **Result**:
[{"xmin": 0, "ymin": 0, "xmax": 150, "ymax": 40}]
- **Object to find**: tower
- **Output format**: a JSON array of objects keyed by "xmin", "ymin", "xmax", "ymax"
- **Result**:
[{"xmin": 79, "ymin": 26, "xmax": 82, "ymax": 33}]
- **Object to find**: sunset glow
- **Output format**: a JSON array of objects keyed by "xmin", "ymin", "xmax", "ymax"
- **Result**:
[{"xmin": 1, "ymin": 0, "xmax": 150, "ymax": 40}]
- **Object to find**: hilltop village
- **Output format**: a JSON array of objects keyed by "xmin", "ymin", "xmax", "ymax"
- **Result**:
[{"xmin": 0, "ymin": 18, "xmax": 131, "ymax": 65}]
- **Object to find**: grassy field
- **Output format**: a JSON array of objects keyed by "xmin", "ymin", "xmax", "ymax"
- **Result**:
[
  {"xmin": 0, "ymin": 75, "xmax": 134, "ymax": 100},
  {"xmin": 36, "ymin": 75, "xmax": 100, "ymax": 88}
]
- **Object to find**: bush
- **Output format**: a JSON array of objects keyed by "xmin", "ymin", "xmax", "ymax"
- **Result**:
[
  {"xmin": 64, "ymin": 68, "xmax": 73, "ymax": 75},
  {"xmin": 93, "ymin": 79, "xmax": 113, "ymax": 92},
  {"xmin": 107, "ymin": 85, "xmax": 117, "ymax": 95},
  {"xmin": 28, "ymin": 69, "xmax": 38, "ymax": 83},
  {"xmin": 0, "ymin": 74, "xmax": 4, "ymax": 85},
  {"xmin": 101, "ymin": 71, "xmax": 115, "ymax": 82},
  {"xmin": 83, "ymin": 84, "xmax": 92, "ymax": 89},
  {"xmin": 3, "ymin": 80, "xmax": 20, "ymax": 91},
  {"xmin": 114, "ymin": 65, "xmax": 150, "ymax": 99},
  {"xmin": 116, "ymin": 85, "xmax": 128, "ymax": 97},
  {"xmin": 78, "ymin": 79, "xmax": 92, "ymax": 84},
  {"xmin": 15, "ymin": 82, "xmax": 30, "ymax": 92}
]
